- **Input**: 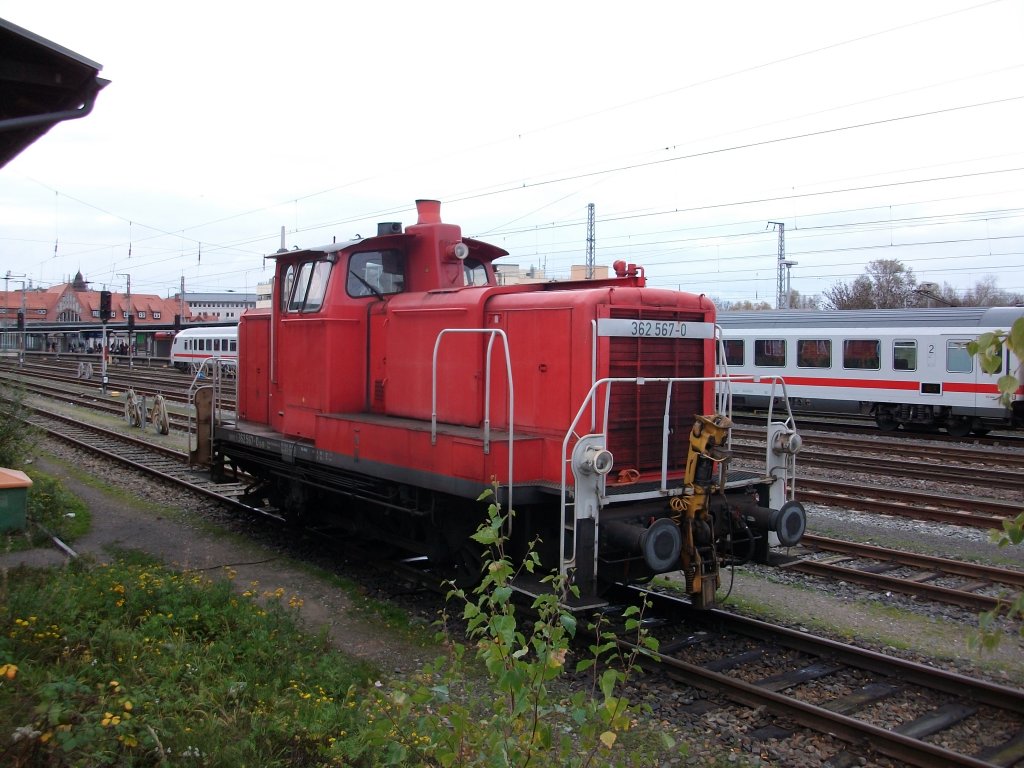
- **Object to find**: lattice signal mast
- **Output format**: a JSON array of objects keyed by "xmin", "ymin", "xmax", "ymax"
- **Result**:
[
  {"xmin": 586, "ymin": 203, "xmax": 595, "ymax": 279},
  {"xmin": 770, "ymin": 221, "xmax": 786, "ymax": 308}
]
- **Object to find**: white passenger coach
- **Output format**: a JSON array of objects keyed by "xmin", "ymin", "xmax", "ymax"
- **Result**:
[
  {"xmin": 170, "ymin": 326, "xmax": 238, "ymax": 372},
  {"xmin": 716, "ymin": 306, "xmax": 1024, "ymax": 437}
]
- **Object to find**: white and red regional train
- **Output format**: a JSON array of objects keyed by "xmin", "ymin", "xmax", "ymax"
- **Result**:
[
  {"xmin": 716, "ymin": 307, "xmax": 1024, "ymax": 436},
  {"xmin": 170, "ymin": 326, "xmax": 238, "ymax": 372}
]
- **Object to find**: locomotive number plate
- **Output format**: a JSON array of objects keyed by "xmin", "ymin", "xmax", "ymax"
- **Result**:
[{"xmin": 596, "ymin": 319, "xmax": 715, "ymax": 339}]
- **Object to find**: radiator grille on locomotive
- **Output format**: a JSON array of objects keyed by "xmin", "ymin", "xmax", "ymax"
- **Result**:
[{"xmin": 605, "ymin": 308, "xmax": 705, "ymax": 474}]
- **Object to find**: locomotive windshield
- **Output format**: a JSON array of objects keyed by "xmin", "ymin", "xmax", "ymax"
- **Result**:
[
  {"xmin": 463, "ymin": 258, "xmax": 489, "ymax": 286},
  {"xmin": 348, "ymin": 250, "xmax": 405, "ymax": 297},
  {"xmin": 283, "ymin": 259, "xmax": 334, "ymax": 313}
]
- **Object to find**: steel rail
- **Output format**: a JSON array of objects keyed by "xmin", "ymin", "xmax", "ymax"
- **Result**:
[
  {"xmin": 801, "ymin": 533, "xmax": 1024, "ymax": 588},
  {"xmin": 624, "ymin": 588, "xmax": 1024, "ymax": 768},
  {"xmin": 731, "ymin": 442, "xmax": 1022, "ymax": 488},
  {"xmin": 732, "ymin": 425, "xmax": 1024, "ymax": 467},
  {"xmin": 796, "ymin": 478, "xmax": 1020, "ymax": 528}
]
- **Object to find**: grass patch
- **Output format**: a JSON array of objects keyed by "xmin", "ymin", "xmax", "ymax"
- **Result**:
[
  {"xmin": 0, "ymin": 553, "xmax": 379, "ymax": 766},
  {"xmin": 1, "ymin": 469, "xmax": 91, "ymax": 553}
]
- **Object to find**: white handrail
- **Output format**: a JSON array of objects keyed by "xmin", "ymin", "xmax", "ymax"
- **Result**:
[
  {"xmin": 559, "ymin": 373, "xmax": 797, "ymax": 564},
  {"xmin": 431, "ymin": 328, "xmax": 515, "ymax": 513}
]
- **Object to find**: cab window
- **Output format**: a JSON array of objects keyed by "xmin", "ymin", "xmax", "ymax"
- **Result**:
[
  {"xmin": 463, "ymin": 258, "xmax": 490, "ymax": 286},
  {"xmin": 302, "ymin": 260, "xmax": 332, "ymax": 312},
  {"xmin": 280, "ymin": 265, "xmax": 296, "ymax": 311},
  {"xmin": 348, "ymin": 250, "xmax": 405, "ymax": 297},
  {"xmin": 286, "ymin": 259, "xmax": 334, "ymax": 313}
]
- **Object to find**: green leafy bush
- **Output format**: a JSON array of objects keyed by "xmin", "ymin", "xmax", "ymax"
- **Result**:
[
  {"xmin": 0, "ymin": 383, "xmax": 38, "ymax": 468},
  {"xmin": 350, "ymin": 490, "xmax": 678, "ymax": 767}
]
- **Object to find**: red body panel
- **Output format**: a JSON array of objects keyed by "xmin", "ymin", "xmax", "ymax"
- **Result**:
[
  {"xmin": 232, "ymin": 202, "xmax": 716, "ymax": 494},
  {"xmin": 215, "ymin": 202, "xmax": 813, "ymax": 604}
]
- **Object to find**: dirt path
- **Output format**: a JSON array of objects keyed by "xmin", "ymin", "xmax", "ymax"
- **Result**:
[{"xmin": 0, "ymin": 456, "xmax": 430, "ymax": 677}]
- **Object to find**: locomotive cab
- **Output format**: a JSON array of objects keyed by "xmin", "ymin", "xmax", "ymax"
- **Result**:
[{"xmin": 210, "ymin": 199, "xmax": 806, "ymax": 610}]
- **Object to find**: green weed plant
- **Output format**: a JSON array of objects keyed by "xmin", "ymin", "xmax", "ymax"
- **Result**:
[
  {"xmin": 0, "ymin": 382, "xmax": 38, "ymax": 468},
  {"xmin": 351, "ymin": 489, "xmax": 677, "ymax": 767}
]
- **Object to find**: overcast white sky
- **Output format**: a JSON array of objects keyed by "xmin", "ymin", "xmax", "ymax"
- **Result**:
[{"xmin": 1, "ymin": 1, "xmax": 1022, "ymax": 306}]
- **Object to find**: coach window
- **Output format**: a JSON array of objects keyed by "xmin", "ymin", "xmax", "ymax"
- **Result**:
[
  {"xmin": 893, "ymin": 340, "xmax": 917, "ymax": 371},
  {"xmin": 947, "ymin": 340, "xmax": 973, "ymax": 373},
  {"xmin": 797, "ymin": 339, "xmax": 831, "ymax": 368},
  {"xmin": 348, "ymin": 250, "xmax": 405, "ymax": 297},
  {"xmin": 754, "ymin": 339, "xmax": 786, "ymax": 367},
  {"xmin": 719, "ymin": 339, "xmax": 744, "ymax": 366},
  {"xmin": 843, "ymin": 339, "xmax": 880, "ymax": 370}
]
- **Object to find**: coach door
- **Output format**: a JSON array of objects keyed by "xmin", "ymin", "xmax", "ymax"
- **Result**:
[{"xmin": 919, "ymin": 335, "xmax": 942, "ymax": 398}]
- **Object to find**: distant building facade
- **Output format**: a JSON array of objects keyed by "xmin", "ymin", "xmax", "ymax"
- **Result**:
[
  {"xmin": 176, "ymin": 291, "xmax": 256, "ymax": 322},
  {"xmin": 0, "ymin": 271, "xmax": 188, "ymax": 329},
  {"xmin": 495, "ymin": 264, "xmax": 609, "ymax": 285},
  {"xmin": 255, "ymin": 280, "xmax": 273, "ymax": 309}
]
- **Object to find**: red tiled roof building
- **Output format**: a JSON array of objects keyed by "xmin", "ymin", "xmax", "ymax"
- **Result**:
[{"xmin": 0, "ymin": 272, "xmax": 189, "ymax": 327}]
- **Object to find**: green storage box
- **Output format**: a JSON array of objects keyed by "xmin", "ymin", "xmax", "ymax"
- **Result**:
[{"xmin": 0, "ymin": 468, "xmax": 32, "ymax": 532}]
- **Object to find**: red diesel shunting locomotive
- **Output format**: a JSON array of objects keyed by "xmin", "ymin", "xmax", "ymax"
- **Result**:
[{"xmin": 204, "ymin": 199, "xmax": 805, "ymax": 609}]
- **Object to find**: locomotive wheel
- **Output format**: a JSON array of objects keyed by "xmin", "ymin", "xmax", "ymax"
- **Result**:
[{"xmin": 450, "ymin": 539, "xmax": 486, "ymax": 590}]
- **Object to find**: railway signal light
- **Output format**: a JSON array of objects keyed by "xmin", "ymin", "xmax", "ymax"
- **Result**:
[
  {"xmin": 99, "ymin": 290, "xmax": 112, "ymax": 321},
  {"xmin": 16, "ymin": 311, "xmax": 24, "ymax": 331}
]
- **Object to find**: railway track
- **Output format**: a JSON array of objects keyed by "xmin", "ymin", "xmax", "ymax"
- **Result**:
[
  {"xmin": 628, "ymin": 588, "xmax": 1024, "ymax": 768},
  {"xmin": 732, "ymin": 441, "xmax": 1022, "ymax": 491},
  {"xmin": 796, "ymin": 478, "xmax": 1020, "ymax": 529},
  {"xmin": 24, "ymin": 407, "xmax": 255, "ymax": 512},
  {"xmin": 734, "ymin": 413, "xmax": 1024, "ymax": 449},
  {"xmin": 2, "ymin": 367, "xmax": 225, "ymax": 434},
  {"xmin": 0, "ymin": 359, "xmax": 234, "ymax": 411},
  {"xmin": 789, "ymin": 534, "xmax": 1024, "ymax": 612}
]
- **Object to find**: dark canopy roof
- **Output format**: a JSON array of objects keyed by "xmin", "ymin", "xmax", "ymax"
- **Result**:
[{"xmin": 0, "ymin": 17, "xmax": 108, "ymax": 169}]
